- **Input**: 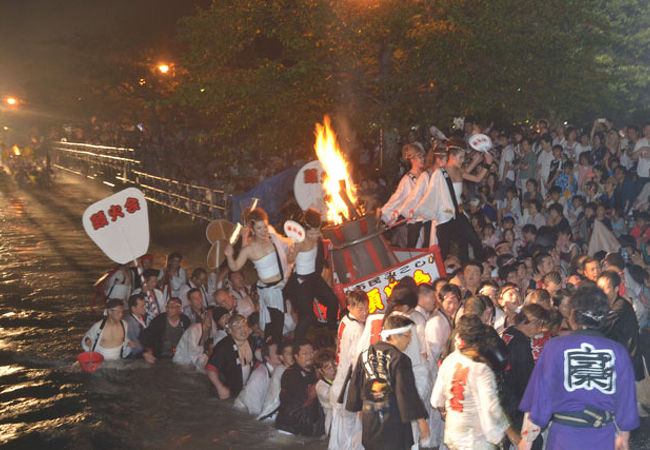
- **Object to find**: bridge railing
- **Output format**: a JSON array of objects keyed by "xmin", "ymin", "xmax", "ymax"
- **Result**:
[{"xmin": 51, "ymin": 140, "xmax": 230, "ymax": 221}]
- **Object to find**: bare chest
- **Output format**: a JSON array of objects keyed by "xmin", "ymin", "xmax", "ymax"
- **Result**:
[{"xmin": 100, "ymin": 322, "xmax": 124, "ymax": 348}]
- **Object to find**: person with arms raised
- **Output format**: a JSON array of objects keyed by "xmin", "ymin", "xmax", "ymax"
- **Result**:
[{"xmin": 225, "ymin": 208, "xmax": 292, "ymax": 343}]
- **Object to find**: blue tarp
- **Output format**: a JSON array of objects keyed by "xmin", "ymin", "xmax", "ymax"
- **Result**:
[{"xmin": 231, "ymin": 164, "xmax": 302, "ymax": 226}]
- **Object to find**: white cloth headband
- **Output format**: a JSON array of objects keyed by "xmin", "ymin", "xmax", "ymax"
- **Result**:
[{"xmin": 380, "ymin": 325, "xmax": 412, "ymax": 340}]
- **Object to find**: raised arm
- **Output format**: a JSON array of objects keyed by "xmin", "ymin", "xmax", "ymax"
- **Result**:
[
  {"xmin": 462, "ymin": 152, "xmax": 490, "ymax": 183},
  {"xmin": 466, "ymin": 151, "xmax": 484, "ymax": 172},
  {"xmin": 225, "ymin": 244, "xmax": 250, "ymax": 272},
  {"xmin": 463, "ymin": 166, "xmax": 488, "ymax": 183},
  {"xmin": 287, "ymin": 239, "xmax": 302, "ymax": 264},
  {"xmin": 590, "ymin": 119, "xmax": 598, "ymax": 142}
]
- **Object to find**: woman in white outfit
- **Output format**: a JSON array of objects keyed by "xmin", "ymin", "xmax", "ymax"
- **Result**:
[
  {"xmin": 225, "ymin": 208, "xmax": 292, "ymax": 343},
  {"xmin": 431, "ymin": 315, "xmax": 520, "ymax": 449}
]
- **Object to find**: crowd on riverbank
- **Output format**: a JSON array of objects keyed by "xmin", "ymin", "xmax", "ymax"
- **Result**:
[
  {"xmin": 53, "ymin": 120, "xmax": 312, "ymax": 194},
  {"xmin": 80, "ymin": 114, "xmax": 650, "ymax": 448}
]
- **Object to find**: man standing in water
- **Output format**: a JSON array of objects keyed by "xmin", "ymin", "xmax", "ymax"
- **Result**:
[
  {"xmin": 158, "ymin": 252, "xmax": 187, "ymax": 300},
  {"xmin": 225, "ymin": 208, "xmax": 292, "ymax": 343},
  {"xmin": 234, "ymin": 342, "xmax": 282, "ymax": 415},
  {"xmin": 276, "ymin": 339, "xmax": 325, "ymax": 436},
  {"xmin": 183, "ymin": 288, "xmax": 207, "ymax": 324},
  {"xmin": 206, "ymin": 314, "xmax": 255, "ymax": 400},
  {"xmin": 82, "ymin": 299, "xmax": 131, "ymax": 360},
  {"xmin": 258, "ymin": 341, "xmax": 295, "ymax": 422},
  {"xmin": 140, "ymin": 298, "xmax": 190, "ymax": 364},
  {"xmin": 124, "ymin": 293, "xmax": 147, "ymax": 357}
]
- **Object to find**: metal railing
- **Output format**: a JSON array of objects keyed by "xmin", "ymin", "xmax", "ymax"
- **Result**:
[{"xmin": 51, "ymin": 140, "xmax": 230, "ymax": 221}]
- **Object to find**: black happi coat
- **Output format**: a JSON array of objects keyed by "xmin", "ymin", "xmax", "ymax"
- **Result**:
[
  {"xmin": 502, "ymin": 326, "xmax": 535, "ymax": 401},
  {"xmin": 275, "ymin": 363, "xmax": 325, "ymax": 436},
  {"xmin": 346, "ymin": 341, "xmax": 427, "ymax": 450},
  {"xmin": 140, "ymin": 313, "xmax": 190, "ymax": 358},
  {"xmin": 205, "ymin": 335, "xmax": 256, "ymax": 398},
  {"xmin": 601, "ymin": 296, "xmax": 645, "ymax": 381},
  {"xmin": 501, "ymin": 326, "xmax": 535, "ymax": 430}
]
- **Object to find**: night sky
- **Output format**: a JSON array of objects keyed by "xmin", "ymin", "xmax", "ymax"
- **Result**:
[{"xmin": 0, "ymin": 0, "xmax": 204, "ymax": 108}]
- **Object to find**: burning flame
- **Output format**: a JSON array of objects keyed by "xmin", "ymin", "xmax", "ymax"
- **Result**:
[
  {"xmin": 12, "ymin": 145, "xmax": 20, "ymax": 156},
  {"xmin": 314, "ymin": 116, "xmax": 357, "ymax": 225}
]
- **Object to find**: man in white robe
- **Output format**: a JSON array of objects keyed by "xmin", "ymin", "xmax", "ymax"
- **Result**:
[
  {"xmin": 234, "ymin": 343, "xmax": 281, "ymax": 416},
  {"xmin": 412, "ymin": 166, "xmax": 455, "ymax": 247},
  {"xmin": 103, "ymin": 265, "xmax": 132, "ymax": 303},
  {"xmin": 328, "ymin": 291, "xmax": 368, "ymax": 450},
  {"xmin": 257, "ymin": 341, "xmax": 294, "ymax": 422},
  {"xmin": 381, "ymin": 145, "xmax": 424, "ymax": 247},
  {"xmin": 398, "ymin": 169, "xmax": 433, "ymax": 248},
  {"xmin": 157, "ymin": 252, "xmax": 187, "ymax": 299},
  {"xmin": 425, "ymin": 284, "xmax": 461, "ymax": 447},
  {"xmin": 177, "ymin": 267, "xmax": 212, "ymax": 309},
  {"xmin": 173, "ymin": 312, "xmax": 213, "ymax": 371}
]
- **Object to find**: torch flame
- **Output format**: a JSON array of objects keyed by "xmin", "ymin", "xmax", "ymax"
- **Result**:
[
  {"xmin": 12, "ymin": 145, "xmax": 20, "ymax": 156},
  {"xmin": 314, "ymin": 116, "xmax": 357, "ymax": 225}
]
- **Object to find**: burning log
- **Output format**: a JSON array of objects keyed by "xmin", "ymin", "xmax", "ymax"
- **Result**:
[
  {"xmin": 338, "ymin": 179, "xmax": 363, "ymax": 221},
  {"xmin": 312, "ymin": 116, "xmax": 395, "ymax": 284},
  {"xmin": 314, "ymin": 116, "xmax": 357, "ymax": 225}
]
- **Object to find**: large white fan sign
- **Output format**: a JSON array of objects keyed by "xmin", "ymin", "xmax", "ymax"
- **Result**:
[
  {"xmin": 284, "ymin": 220, "xmax": 306, "ymax": 243},
  {"xmin": 294, "ymin": 160, "xmax": 327, "ymax": 215},
  {"xmin": 82, "ymin": 187, "xmax": 149, "ymax": 264},
  {"xmin": 469, "ymin": 134, "xmax": 493, "ymax": 153}
]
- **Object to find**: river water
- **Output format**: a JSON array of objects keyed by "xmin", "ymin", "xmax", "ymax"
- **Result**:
[{"xmin": 0, "ymin": 172, "xmax": 326, "ymax": 449}]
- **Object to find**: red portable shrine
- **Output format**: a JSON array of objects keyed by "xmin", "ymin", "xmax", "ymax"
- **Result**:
[
  {"xmin": 296, "ymin": 116, "xmax": 446, "ymax": 314},
  {"xmin": 322, "ymin": 214, "xmax": 397, "ymax": 285}
]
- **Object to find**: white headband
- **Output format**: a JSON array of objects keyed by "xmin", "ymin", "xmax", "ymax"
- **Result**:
[{"xmin": 380, "ymin": 325, "xmax": 412, "ymax": 340}]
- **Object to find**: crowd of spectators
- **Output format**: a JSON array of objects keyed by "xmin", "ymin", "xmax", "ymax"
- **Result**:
[
  {"xmin": 80, "ymin": 113, "xmax": 650, "ymax": 447},
  {"xmin": 54, "ymin": 118, "xmax": 306, "ymax": 195}
]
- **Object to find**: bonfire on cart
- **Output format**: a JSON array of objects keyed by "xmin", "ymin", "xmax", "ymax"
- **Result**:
[{"xmin": 286, "ymin": 116, "xmax": 445, "ymax": 319}]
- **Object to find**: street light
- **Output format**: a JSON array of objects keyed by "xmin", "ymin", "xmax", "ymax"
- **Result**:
[
  {"xmin": 157, "ymin": 64, "xmax": 170, "ymax": 74},
  {"xmin": 5, "ymin": 96, "xmax": 18, "ymax": 106}
]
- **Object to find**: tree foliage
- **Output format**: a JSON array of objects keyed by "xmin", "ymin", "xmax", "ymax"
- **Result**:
[
  {"xmin": 598, "ymin": 0, "xmax": 650, "ymax": 122},
  {"xmin": 176, "ymin": 0, "xmax": 648, "ymax": 157}
]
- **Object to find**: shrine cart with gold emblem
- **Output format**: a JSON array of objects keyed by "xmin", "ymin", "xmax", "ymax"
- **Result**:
[{"xmin": 318, "ymin": 214, "xmax": 446, "ymax": 317}]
